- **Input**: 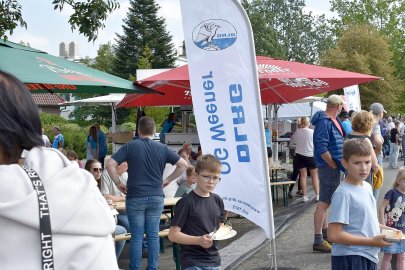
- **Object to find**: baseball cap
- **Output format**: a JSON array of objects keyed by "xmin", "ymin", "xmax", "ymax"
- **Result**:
[
  {"xmin": 326, "ymin": 95, "xmax": 344, "ymax": 105},
  {"xmin": 369, "ymin": 103, "xmax": 386, "ymax": 115}
]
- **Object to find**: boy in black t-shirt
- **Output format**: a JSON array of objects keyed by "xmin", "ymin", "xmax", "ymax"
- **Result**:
[{"xmin": 169, "ymin": 154, "xmax": 225, "ymax": 270}]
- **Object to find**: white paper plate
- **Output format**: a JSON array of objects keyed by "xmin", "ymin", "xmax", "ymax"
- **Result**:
[
  {"xmin": 382, "ymin": 229, "xmax": 405, "ymax": 242},
  {"xmin": 212, "ymin": 229, "xmax": 237, "ymax": 240}
]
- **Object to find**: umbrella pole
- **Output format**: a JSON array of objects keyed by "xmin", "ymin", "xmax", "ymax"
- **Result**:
[
  {"xmin": 274, "ymin": 104, "xmax": 279, "ymax": 165},
  {"xmin": 310, "ymin": 101, "xmax": 314, "ymax": 119},
  {"xmin": 112, "ymin": 105, "xmax": 117, "ymax": 153}
]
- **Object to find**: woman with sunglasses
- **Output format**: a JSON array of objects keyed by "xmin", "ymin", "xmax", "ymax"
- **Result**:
[
  {"xmin": 85, "ymin": 159, "xmax": 127, "ymax": 261},
  {"xmin": 0, "ymin": 71, "xmax": 118, "ymax": 269}
]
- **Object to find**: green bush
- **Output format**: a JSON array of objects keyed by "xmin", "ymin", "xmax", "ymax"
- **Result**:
[
  {"xmin": 117, "ymin": 122, "xmax": 136, "ymax": 132},
  {"xmin": 40, "ymin": 113, "xmax": 87, "ymax": 159}
]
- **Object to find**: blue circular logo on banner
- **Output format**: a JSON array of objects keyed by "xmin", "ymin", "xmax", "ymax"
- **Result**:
[{"xmin": 192, "ymin": 19, "xmax": 237, "ymax": 51}]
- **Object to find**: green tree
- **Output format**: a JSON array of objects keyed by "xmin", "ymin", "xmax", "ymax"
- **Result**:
[
  {"xmin": 242, "ymin": 0, "xmax": 334, "ymax": 63},
  {"xmin": 330, "ymin": 0, "xmax": 405, "ymax": 79},
  {"xmin": 0, "ymin": 0, "xmax": 119, "ymax": 42},
  {"xmin": 92, "ymin": 42, "xmax": 116, "ymax": 73},
  {"xmin": 113, "ymin": 0, "xmax": 176, "ymax": 79},
  {"xmin": 70, "ymin": 43, "xmax": 133, "ymax": 126},
  {"xmin": 320, "ymin": 24, "xmax": 402, "ymax": 113}
]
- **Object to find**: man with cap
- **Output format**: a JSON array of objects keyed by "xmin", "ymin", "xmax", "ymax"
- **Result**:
[
  {"xmin": 338, "ymin": 110, "xmax": 352, "ymax": 137},
  {"xmin": 369, "ymin": 102, "xmax": 386, "ymax": 199},
  {"xmin": 311, "ymin": 94, "xmax": 345, "ymax": 253}
]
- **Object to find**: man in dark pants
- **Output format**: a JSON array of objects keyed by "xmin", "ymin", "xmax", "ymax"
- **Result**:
[{"xmin": 311, "ymin": 95, "xmax": 345, "ymax": 253}]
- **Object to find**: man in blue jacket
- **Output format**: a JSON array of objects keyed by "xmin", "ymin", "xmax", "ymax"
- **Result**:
[{"xmin": 311, "ymin": 95, "xmax": 345, "ymax": 253}]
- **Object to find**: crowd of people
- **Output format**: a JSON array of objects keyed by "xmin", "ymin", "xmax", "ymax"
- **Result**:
[
  {"xmin": 0, "ymin": 71, "xmax": 227, "ymax": 270},
  {"xmin": 284, "ymin": 94, "xmax": 405, "ymax": 270},
  {"xmin": 3, "ymin": 67, "xmax": 405, "ymax": 270}
]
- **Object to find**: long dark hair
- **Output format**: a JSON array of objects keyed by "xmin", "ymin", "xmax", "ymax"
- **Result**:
[
  {"xmin": 85, "ymin": 159, "xmax": 102, "ymax": 189},
  {"xmin": 0, "ymin": 71, "xmax": 43, "ymax": 164},
  {"xmin": 89, "ymin": 125, "xmax": 98, "ymax": 142}
]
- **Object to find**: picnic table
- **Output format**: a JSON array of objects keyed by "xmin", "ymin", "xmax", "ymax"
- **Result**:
[{"xmin": 270, "ymin": 165, "xmax": 295, "ymax": 207}]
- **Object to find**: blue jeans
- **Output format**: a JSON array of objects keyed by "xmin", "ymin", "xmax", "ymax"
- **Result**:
[
  {"xmin": 117, "ymin": 212, "xmax": 130, "ymax": 231},
  {"xmin": 184, "ymin": 267, "xmax": 221, "ymax": 270},
  {"xmin": 126, "ymin": 196, "xmax": 164, "ymax": 270},
  {"xmin": 117, "ymin": 212, "xmax": 148, "ymax": 251},
  {"xmin": 115, "ymin": 225, "xmax": 127, "ymax": 258}
]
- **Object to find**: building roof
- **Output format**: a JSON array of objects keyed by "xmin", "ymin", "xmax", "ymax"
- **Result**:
[{"xmin": 32, "ymin": 93, "xmax": 65, "ymax": 106}]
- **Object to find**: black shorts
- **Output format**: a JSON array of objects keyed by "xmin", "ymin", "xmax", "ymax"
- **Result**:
[
  {"xmin": 294, "ymin": 153, "xmax": 317, "ymax": 170},
  {"xmin": 267, "ymin": 147, "xmax": 273, "ymax": 158}
]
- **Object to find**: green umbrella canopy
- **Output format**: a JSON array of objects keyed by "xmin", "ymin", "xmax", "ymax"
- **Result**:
[{"xmin": 0, "ymin": 40, "xmax": 154, "ymax": 94}]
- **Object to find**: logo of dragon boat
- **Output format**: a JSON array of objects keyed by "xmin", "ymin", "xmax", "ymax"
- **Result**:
[{"xmin": 192, "ymin": 19, "xmax": 237, "ymax": 51}]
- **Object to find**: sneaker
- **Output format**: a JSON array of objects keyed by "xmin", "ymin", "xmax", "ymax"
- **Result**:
[
  {"xmin": 302, "ymin": 196, "xmax": 309, "ymax": 202},
  {"xmin": 315, "ymin": 195, "xmax": 319, "ymax": 202},
  {"xmin": 288, "ymin": 191, "xmax": 293, "ymax": 199},
  {"xmin": 313, "ymin": 240, "xmax": 331, "ymax": 253}
]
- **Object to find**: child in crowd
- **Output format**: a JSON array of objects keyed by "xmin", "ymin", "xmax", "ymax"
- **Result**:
[
  {"xmin": 177, "ymin": 149, "xmax": 192, "ymax": 186},
  {"xmin": 174, "ymin": 165, "xmax": 197, "ymax": 198},
  {"xmin": 169, "ymin": 154, "xmax": 225, "ymax": 270},
  {"xmin": 379, "ymin": 167, "xmax": 405, "ymax": 270},
  {"xmin": 328, "ymin": 138, "xmax": 391, "ymax": 270},
  {"xmin": 66, "ymin": 149, "xmax": 84, "ymax": 168}
]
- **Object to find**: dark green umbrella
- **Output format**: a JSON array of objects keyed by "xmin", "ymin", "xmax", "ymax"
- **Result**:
[{"xmin": 0, "ymin": 40, "xmax": 154, "ymax": 94}]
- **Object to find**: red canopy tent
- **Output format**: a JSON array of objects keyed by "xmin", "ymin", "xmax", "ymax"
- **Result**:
[{"xmin": 117, "ymin": 56, "xmax": 380, "ymax": 107}]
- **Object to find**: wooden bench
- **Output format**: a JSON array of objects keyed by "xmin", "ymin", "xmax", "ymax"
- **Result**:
[
  {"xmin": 270, "ymin": 180, "xmax": 296, "ymax": 207},
  {"xmin": 114, "ymin": 229, "xmax": 170, "ymax": 253}
]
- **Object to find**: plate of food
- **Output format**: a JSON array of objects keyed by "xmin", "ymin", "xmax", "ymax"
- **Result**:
[
  {"xmin": 210, "ymin": 225, "xmax": 237, "ymax": 241},
  {"xmin": 382, "ymin": 229, "xmax": 405, "ymax": 242}
]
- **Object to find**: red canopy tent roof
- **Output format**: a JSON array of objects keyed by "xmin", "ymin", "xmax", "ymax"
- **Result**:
[{"xmin": 117, "ymin": 56, "xmax": 381, "ymax": 107}]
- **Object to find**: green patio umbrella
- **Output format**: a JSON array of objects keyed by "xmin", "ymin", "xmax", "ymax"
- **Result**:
[{"xmin": 0, "ymin": 40, "xmax": 154, "ymax": 94}]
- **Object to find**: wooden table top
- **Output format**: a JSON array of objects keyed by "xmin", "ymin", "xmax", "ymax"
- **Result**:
[{"xmin": 114, "ymin": 197, "xmax": 181, "ymax": 211}]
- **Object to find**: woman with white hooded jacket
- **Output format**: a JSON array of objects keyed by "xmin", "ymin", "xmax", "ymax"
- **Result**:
[{"xmin": 0, "ymin": 71, "xmax": 118, "ymax": 270}]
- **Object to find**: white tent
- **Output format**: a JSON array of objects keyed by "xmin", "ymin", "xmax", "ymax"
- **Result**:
[
  {"xmin": 266, "ymin": 96, "xmax": 325, "ymax": 163},
  {"xmin": 277, "ymin": 101, "xmax": 326, "ymax": 120}
]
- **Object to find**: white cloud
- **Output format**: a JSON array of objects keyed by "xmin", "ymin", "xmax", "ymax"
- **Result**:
[
  {"xmin": 157, "ymin": 0, "xmax": 184, "ymax": 47},
  {"xmin": 12, "ymin": 32, "xmax": 51, "ymax": 52}
]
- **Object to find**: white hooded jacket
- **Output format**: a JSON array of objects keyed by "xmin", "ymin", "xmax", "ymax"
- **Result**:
[{"xmin": 0, "ymin": 147, "xmax": 118, "ymax": 270}]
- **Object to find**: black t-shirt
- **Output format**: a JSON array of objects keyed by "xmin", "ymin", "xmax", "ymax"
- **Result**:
[
  {"xmin": 171, "ymin": 191, "xmax": 225, "ymax": 269},
  {"xmin": 390, "ymin": 128, "xmax": 399, "ymax": 143}
]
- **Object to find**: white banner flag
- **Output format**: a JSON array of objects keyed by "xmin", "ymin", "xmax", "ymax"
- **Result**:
[
  {"xmin": 180, "ymin": 0, "xmax": 274, "ymax": 238},
  {"xmin": 343, "ymin": 85, "xmax": 361, "ymax": 112}
]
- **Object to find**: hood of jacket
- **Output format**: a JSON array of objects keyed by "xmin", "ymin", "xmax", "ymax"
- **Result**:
[
  {"xmin": 311, "ymin": 110, "xmax": 328, "ymax": 126},
  {"xmin": 0, "ymin": 147, "xmax": 115, "ymax": 236}
]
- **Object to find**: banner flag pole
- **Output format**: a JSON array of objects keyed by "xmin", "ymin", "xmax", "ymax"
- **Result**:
[{"xmin": 179, "ymin": 0, "xmax": 277, "ymax": 268}]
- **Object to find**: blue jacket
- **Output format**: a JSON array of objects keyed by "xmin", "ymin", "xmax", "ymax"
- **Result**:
[{"xmin": 311, "ymin": 111, "xmax": 345, "ymax": 172}]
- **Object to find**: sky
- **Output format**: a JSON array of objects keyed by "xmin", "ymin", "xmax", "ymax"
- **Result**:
[{"xmin": 9, "ymin": 0, "xmax": 335, "ymax": 59}]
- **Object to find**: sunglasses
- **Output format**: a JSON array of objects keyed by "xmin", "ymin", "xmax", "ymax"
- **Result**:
[{"xmin": 92, "ymin": 168, "xmax": 103, "ymax": 172}]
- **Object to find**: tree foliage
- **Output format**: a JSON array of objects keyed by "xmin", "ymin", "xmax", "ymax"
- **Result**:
[
  {"xmin": 0, "ymin": 0, "xmax": 26, "ymax": 40},
  {"xmin": 70, "ymin": 43, "xmax": 132, "ymax": 127},
  {"xmin": 242, "ymin": 0, "xmax": 334, "ymax": 63},
  {"xmin": 113, "ymin": 0, "xmax": 176, "ymax": 79},
  {"xmin": 320, "ymin": 24, "xmax": 402, "ymax": 113},
  {"xmin": 0, "ymin": 0, "xmax": 119, "ymax": 42},
  {"xmin": 330, "ymin": 0, "xmax": 405, "ymax": 79}
]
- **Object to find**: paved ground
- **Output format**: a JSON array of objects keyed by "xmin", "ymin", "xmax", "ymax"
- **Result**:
[
  {"xmin": 234, "ymin": 159, "xmax": 399, "ymax": 270},
  {"xmin": 118, "ymin": 158, "xmax": 401, "ymax": 270}
]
